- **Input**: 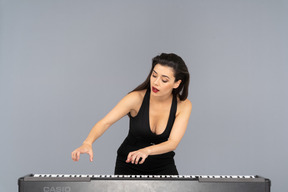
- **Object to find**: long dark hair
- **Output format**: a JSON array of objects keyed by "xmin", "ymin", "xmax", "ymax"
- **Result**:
[{"xmin": 132, "ymin": 53, "xmax": 190, "ymax": 101}]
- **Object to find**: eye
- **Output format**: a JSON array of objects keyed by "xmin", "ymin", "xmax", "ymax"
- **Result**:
[
  {"xmin": 162, "ymin": 79, "xmax": 168, "ymax": 83},
  {"xmin": 152, "ymin": 73, "xmax": 157, "ymax": 78}
]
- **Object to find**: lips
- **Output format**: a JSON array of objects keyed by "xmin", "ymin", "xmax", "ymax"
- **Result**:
[{"xmin": 152, "ymin": 86, "xmax": 159, "ymax": 93}]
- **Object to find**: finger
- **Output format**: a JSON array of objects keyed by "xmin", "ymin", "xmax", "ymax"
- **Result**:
[
  {"xmin": 131, "ymin": 153, "xmax": 136, "ymax": 164},
  {"xmin": 72, "ymin": 151, "xmax": 77, "ymax": 161},
  {"xmin": 125, "ymin": 154, "xmax": 130, "ymax": 163},
  {"xmin": 76, "ymin": 151, "xmax": 80, "ymax": 161},
  {"xmin": 131, "ymin": 153, "xmax": 139, "ymax": 164},
  {"xmin": 128, "ymin": 153, "xmax": 135, "ymax": 164},
  {"xmin": 135, "ymin": 155, "xmax": 141, "ymax": 164},
  {"xmin": 139, "ymin": 156, "xmax": 145, "ymax": 164},
  {"xmin": 126, "ymin": 152, "xmax": 134, "ymax": 163},
  {"xmin": 88, "ymin": 151, "xmax": 93, "ymax": 162}
]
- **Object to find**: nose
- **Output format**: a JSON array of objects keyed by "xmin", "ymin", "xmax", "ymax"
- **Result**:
[{"xmin": 153, "ymin": 77, "xmax": 160, "ymax": 86}]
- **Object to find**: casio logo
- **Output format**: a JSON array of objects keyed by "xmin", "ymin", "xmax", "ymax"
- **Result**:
[{"xmin": 43, "ymin": 186, "xmax": 71, "ymax": 192}]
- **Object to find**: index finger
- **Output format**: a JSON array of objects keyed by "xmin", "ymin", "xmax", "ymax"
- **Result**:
[{"xmin": 126, "ymin": 151, "xmax": 136, "ymax": 163}]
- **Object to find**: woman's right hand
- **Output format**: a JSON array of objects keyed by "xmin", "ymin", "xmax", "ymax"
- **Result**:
[{"xmin": 71, "ymin": 143, "xmax": 93, "ymax": 162}]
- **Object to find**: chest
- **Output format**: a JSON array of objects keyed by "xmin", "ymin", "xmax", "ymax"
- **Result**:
[{"xmin": 149, "ymin": 103, "xmax": 172, "ymax": 135}]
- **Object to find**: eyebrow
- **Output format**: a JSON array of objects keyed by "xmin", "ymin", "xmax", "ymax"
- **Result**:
[{"xmin": 153, "ymin": 70, "xmax": 170, "ymax": 79}]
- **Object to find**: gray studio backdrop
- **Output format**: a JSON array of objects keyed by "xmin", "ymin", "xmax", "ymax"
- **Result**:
[{"xmin": 0, "ymin": 0, "xmax": 287, "ymax": 191}]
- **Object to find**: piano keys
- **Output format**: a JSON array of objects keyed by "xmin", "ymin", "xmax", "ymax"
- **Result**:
[{"xmin": 18, "ymin": 174, "xmax": 271, "ymax": 192}]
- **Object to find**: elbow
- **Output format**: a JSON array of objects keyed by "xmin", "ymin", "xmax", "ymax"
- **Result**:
[
  {"xmin": 171, "ymin": 145, "xmax": 178, "ymax": 151},
  {"xmin": 169, "ymin": 140, "xmax": 179, "ymax": 151},
  {"xmin": 98, "ymin": 118, "xmax": 112, "ymax": 130}
]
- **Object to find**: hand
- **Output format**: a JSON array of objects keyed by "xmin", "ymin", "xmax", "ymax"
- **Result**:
[
  {"xmin": 71, "ymin": 143, "xmax": 93, "ymax": 162},
  {"xmin": 126, "ymin": 149, "xmax": 149, "ymax": 164}
]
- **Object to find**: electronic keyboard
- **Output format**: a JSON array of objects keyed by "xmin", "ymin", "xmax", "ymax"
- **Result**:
[{"xmin": 18, "ymin": 174, "xmax": 271, "ymax": 192}]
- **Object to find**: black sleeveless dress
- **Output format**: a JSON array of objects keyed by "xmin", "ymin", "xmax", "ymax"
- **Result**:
[{"xmin": 114, "ymin": 88, "xmax": 178, "ymax": 175}]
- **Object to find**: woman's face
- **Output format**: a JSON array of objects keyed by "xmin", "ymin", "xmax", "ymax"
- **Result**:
[{"xmin": 150, "ymin": 64, "xmax": 181, "ymax": 97}]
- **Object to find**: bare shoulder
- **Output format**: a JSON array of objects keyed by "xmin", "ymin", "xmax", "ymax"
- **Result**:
[
  {"xmin": 126, "ymin": 90, "xmax": 146, "ymax": 103},
  {"xmin": 124, "ymin": 90, "xmax": 146, "ymax": 114},
  {"xmin": 176, "ymin": 98, "xmax": 192, "ymax": 116}
]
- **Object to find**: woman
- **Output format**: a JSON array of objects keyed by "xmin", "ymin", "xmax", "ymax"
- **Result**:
[{"xmin": 71, "ymin": 53, "xmax": 192, "ymax": 175}]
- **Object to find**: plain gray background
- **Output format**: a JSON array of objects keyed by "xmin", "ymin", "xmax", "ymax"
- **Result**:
[{"xmin": 0, "ymin": 0, "xmax": 287, "ymax": 191}]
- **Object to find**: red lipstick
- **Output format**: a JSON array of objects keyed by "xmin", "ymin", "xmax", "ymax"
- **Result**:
[{"xmin": 152, "ymin": 86, "xmax": 159, "ymax": 93}]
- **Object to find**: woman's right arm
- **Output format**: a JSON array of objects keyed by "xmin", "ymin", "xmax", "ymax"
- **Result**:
[{"xmin": 71, "ymin": 91, "xmax": 142, "ymax": 162}]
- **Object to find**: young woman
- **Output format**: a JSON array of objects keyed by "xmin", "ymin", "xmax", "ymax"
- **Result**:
[{"xmin": 71, "ymin": 53, "xmax": 192, "ymax": 175}]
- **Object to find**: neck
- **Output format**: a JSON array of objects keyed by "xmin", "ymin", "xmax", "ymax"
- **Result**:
[{"xmin": 150, "ymin": 92, "xmax": 173, "ymax": 103}]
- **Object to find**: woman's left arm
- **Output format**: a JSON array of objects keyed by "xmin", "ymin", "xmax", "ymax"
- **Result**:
[{"xmin": 126, "ymin": 99, "xmax": 192, "ymax": 164}]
